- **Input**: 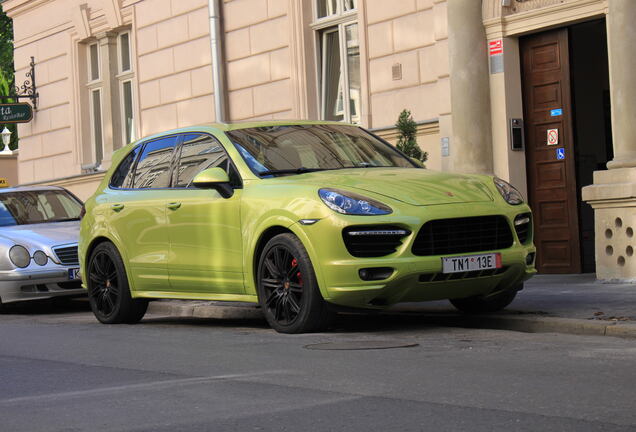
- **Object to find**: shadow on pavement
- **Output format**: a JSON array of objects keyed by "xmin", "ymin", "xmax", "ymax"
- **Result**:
[{"xmin": 0, "ymin": 297, "xmax": 91, "ymax": 315}]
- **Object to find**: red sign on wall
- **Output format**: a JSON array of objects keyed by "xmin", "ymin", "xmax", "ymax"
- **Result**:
[{"xmin": 489, "ymin": 39, "xmax": 503, "ymax": 56}]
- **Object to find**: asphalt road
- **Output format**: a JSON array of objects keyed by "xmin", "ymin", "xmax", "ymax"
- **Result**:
[{"xmin": 1, "ymin": 300, "xmax": 636, "ymax": 432}]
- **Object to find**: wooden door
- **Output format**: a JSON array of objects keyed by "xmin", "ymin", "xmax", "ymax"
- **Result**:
[{"xmin": 520, "ymin": 29, "xmax": 581, "ymax": 273}]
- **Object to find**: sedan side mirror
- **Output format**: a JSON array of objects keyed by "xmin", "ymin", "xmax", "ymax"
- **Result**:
[{"xmin": 192, "ymin": 167, "xmax": 234, "ymax": 198}]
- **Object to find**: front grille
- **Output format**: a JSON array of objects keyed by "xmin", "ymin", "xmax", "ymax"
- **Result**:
[
  {"xmin": 53, "ymin": 244, "xmax": 79, "ymax": 266},
  {"xmin": 514, "ymin": 213, "xmax": 532, "ymax": 244},
  {"xmin": 342, "ymin": 225, "xmax": 411, "ymax": 258},
  {"xmin": 412, "ymin": 216, "xmax": 513, "ymax": 256},
  {"xmin": 419, "ymin": 266, "xmax": 509, "ymax": 282}
]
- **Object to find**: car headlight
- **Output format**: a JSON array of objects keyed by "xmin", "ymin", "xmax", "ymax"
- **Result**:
[
  {"xmin": 318, "ymin": 188, "xmax": 392, "ymax": 215},
  {"xmin": 493, "ymin": 177, "xmax": 524, "ymax": 205},
  {"xmin": 9, "ymin": 245, "xmax": 31, "ymax": 268},
  {"xmin": 33, "ymin": 250, "xmax": 48, "ymax": 266}
]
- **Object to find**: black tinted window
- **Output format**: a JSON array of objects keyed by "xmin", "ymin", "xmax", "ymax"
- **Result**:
[
  {"xmin": 134, "ymin": 136, "xmax": 178, "ymax": 189},
  {"xmin": 227, "ymin": 124, "xmax": 414, "ymax": 176},
  {"xmin": 0, "ymin": 190, "xmax": 82, "ymax": 226},
  {"xmin": 176, "ymin": 134, "xmax": 239, "ymax": 188},
  {"xmin": 110, "ymin": 146, "xmax": 141, "ymax": 188}
]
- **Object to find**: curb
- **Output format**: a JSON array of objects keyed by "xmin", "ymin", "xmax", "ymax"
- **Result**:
[
  {"xmin": 147, "ymin": 300, "xmax": 264, "ymax": 320},
  {"xmin": 441, "ymin": 314, "xmax": 636, "ymax": 339},
  {"xmin": 147, "ymin": 300, "xmax": 636, "ymax": 339}
]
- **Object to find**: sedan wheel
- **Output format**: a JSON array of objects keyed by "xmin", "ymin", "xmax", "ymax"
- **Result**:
[
  {"xmin": 257, "ymin": 233, "xmax": 332, "ymax": 333},
  {"xmin": 87, "ymin": 242, "xmax": 148, "ymax": 324}
]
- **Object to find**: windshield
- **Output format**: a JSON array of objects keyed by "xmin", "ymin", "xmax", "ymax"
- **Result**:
[
  {"xmin": 0, "ymin": 190, "xmax": 82, "ymax": 227},
  {"xmin": 227, "ymin": 124, "xmax": 415, "ymax": 176}
]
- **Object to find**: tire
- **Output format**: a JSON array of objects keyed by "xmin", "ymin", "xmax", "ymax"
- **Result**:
[
  {"xmin": 450, "ymin": 284, "xmax": 521, "ymax": 314},
  {"xmin": 87, "ymin": 242, "xmax": 148, "ymax": 324},
  {"xmin": 256, "ymin": 233, "xmax": 333, "ymax": 334}
]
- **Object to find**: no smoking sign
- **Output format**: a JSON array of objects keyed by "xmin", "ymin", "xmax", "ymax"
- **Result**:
[{"xmin": 547, "ymin": 128, "xmax": 559, "ymax": 146}]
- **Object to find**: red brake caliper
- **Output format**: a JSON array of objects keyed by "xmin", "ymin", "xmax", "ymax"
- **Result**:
[{"xmin": 291, "ymin": 258, "xmax": 302, "ymax": 286}]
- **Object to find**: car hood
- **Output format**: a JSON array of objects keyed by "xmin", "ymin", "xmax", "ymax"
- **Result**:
[
  {"xmin": 283, "ymin": 168, "xmax": 494, "ymax": 206},
  {"xmin": 0, "ymin": 220, "xmax": 80, "ymax": 248}
]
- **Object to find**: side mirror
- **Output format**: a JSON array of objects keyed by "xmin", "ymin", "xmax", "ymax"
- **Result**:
[{"xmin": 192, "ymin": 167, "xmax": 234, "ymax": 198}]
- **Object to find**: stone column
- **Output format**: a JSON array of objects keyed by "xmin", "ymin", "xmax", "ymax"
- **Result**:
[
  {"xmin": 446, "ymin": 0, "xmax": 493, "ymax": 174},
  {"xmin": 582, "ymin": 0, "xmax": 636, "ymax": 281},
  {"xmin": 605, "ymin": 0, "xmax": 636, "ymax": 169}
]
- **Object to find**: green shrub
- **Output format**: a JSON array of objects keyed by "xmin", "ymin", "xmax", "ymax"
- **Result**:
[{"xmin": 395, "ymin": 109, "xmax": 427, "ymax": 164}]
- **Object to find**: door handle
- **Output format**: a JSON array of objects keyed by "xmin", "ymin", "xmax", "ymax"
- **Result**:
[
  {"xmin": 167, "ymin": 202, "xmax": 182, "ymax": 210},
  {"xmin": 111, "ymin": 203, "xmax": 124, "ymax": 212}
]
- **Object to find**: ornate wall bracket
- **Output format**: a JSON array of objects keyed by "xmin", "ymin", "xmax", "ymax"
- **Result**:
[{"xmin": 0, "ymin": 57, "xmax": 39, "ymax": 111}]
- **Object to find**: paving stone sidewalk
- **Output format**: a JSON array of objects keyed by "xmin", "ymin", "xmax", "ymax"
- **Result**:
[{"xmin": 148, "ymin": 274, "xmax": 636, "ymax": 338}]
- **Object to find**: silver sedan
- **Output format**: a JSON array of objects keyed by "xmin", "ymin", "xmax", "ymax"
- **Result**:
[{"xmin": 0, "ymin": 186, "xmax": 84, "ymax": 308}]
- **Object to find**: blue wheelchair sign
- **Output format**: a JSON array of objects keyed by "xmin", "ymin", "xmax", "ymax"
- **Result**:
[{"xmin": 556, "ymin": 147, "xmax": 565, "ymax": 160}]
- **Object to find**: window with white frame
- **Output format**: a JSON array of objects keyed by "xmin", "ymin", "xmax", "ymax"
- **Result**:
[
  {"xmin": 117, "ymin": 31, "xmax": 136, "ymax": 145},
  {"xmin": 313, "ymin": 0, "xmax": 360, "ymax": 124},
  {"xmin": 83, "ymin": 30, "xmax": 137, "ymax": 170},
  {"xmin": 86, "ymin": 42, "xmax": 104, "ymax": 165}
]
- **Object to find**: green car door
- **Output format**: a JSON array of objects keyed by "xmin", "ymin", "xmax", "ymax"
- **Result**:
[
  {"xmin": 107, "ymin": 135, "xmax": 178, "ymax": 293},
  {"xmin": 165, "ymin": 133, "xmax": 244, "ymax": 295}
]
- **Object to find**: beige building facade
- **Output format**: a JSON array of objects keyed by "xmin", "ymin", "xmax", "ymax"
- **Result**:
[{"xmin": 3, "ymin": 0, "xmax": 636, "ymax": 281}]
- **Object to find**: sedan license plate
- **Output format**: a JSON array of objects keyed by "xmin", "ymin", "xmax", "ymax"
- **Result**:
[
  {"xmin": 68, "ymin": 268, "xmax": 80, "ymax": 280},
  {"xmin": 442, "ymin": 253, "xmax": 501, "ymax": 274}
]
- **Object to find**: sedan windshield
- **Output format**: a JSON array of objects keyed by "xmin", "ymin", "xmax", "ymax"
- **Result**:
[
  {"xmin": 0, "ymin": 190, "xmax": 82, "ymax": 227},
  {"xmin": 227, "ymin": 124, "xmax": 415, "ymax": 176}
]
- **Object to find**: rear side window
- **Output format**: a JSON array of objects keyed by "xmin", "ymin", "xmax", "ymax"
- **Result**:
[
  {"xmin": 110, "ymin": 146, "xmax": 141, "ymax": 188},
  {"xmin": 175, "ymin": 134, "xmax": 240, "ymax": 188},
  {"xmin": 134, "ymin": 136, "xmax": 178, "ymax": 189}
]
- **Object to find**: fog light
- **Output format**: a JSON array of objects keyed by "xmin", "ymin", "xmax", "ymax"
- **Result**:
[
  {"xmin": 359, "ymin": 267, "xmax": 394, "ymax": 281},
  {"xmin": 33, "ymin": 250, "xmax": 48, "ymax": 266},
  {"xmin": 526, "ymin": 252, "xmax": 535, "ymax": 265}
]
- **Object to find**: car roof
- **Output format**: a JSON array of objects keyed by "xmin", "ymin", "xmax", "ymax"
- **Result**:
[
  {"xmin": 0, "ymin": 185, "xmax": 67, "ymax": 194},
  {"xmin": 134, "ymin": 120, "xmax": 357, "ymax": 145}
]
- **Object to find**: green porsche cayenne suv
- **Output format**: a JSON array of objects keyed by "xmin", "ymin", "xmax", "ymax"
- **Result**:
[{"xmin": 79, "ymin": 121, "xmax": 536, "ymax": 333}]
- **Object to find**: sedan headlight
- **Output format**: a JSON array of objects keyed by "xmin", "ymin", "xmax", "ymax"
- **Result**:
[
  {"xmin": 33, "ymin": 250, "xmax": 48, "ymax": 266},
  {"xmin": 493, "ymin": 177, "xmax": 524, "ymax": 205},
  {"xmin": 319, "ymin": 188, "xmax": 392, "ymax": 215},
  {"xmin": 9, "ymin": 245, "xmax": 31, "ymax": 268}
]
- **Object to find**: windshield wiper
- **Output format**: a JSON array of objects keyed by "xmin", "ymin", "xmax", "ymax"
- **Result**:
[
  {"xmin": 49, "ymin": 217, "xmax": 80, "ymax": 222},
  {"xmin": 352, "ymin": 163, "xmax": 395, "ymax": 168},
  {"xmin": 258, "ymin": 167, "xmax": 327, "ymax": 176}
]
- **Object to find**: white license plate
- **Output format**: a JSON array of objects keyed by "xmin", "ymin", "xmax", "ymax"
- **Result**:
[
  {"xmin": 68, "ymin": 268, "xmax": 80, "ymax": 280},
  {"xmin": 441, "ymin": 253, "xmax": 501, "ymax": 274}
]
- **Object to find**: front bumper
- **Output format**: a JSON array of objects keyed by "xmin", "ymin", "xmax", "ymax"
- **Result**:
[
  {"xmin": 299, "ymin": 202, "xmax": 536, "ymax": 309},
  {"xmin": 0, "ymin": 268, "xmax": 85, "ymax": 304}
]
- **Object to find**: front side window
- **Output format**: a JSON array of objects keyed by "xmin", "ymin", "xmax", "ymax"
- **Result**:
[
  {"xmin": 133, "ymin": 136, "xmax": 178, "ymax": 189},
  {"xmin": 228, "ymin": 124, "xmax": 414, "ymax": 176},
  {"xmin": 313, "ymin": 0, "xmax": 360, "ymax": 124},
  {"xmin": 0, "ymin": 190, "xmax": 82, "ymax": 226},
  {"xmin": 175, "ymin": 134, "xmax": 241, "ymax": 188}
]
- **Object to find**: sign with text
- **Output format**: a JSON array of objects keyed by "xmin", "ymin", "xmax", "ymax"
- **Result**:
[{"xmin": 0, "ymin": 103, "xmax": 33, "ymax": 124}]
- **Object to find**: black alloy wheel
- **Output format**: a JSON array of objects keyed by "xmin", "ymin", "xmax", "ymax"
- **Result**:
[
  {"xmin": 261, "ymin": 245, "xmax": 304, "ymax": 325},
  {"xmin": 87, "ymin": 242, "xmax": 148, "ymax": 324},
  {"xmin": 257, "ymin": 233, "xmax": 332, "ymax": 333},
  {"xmin": 89, "ymin": 250, "xmax": 120, "ymax": 317}
]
